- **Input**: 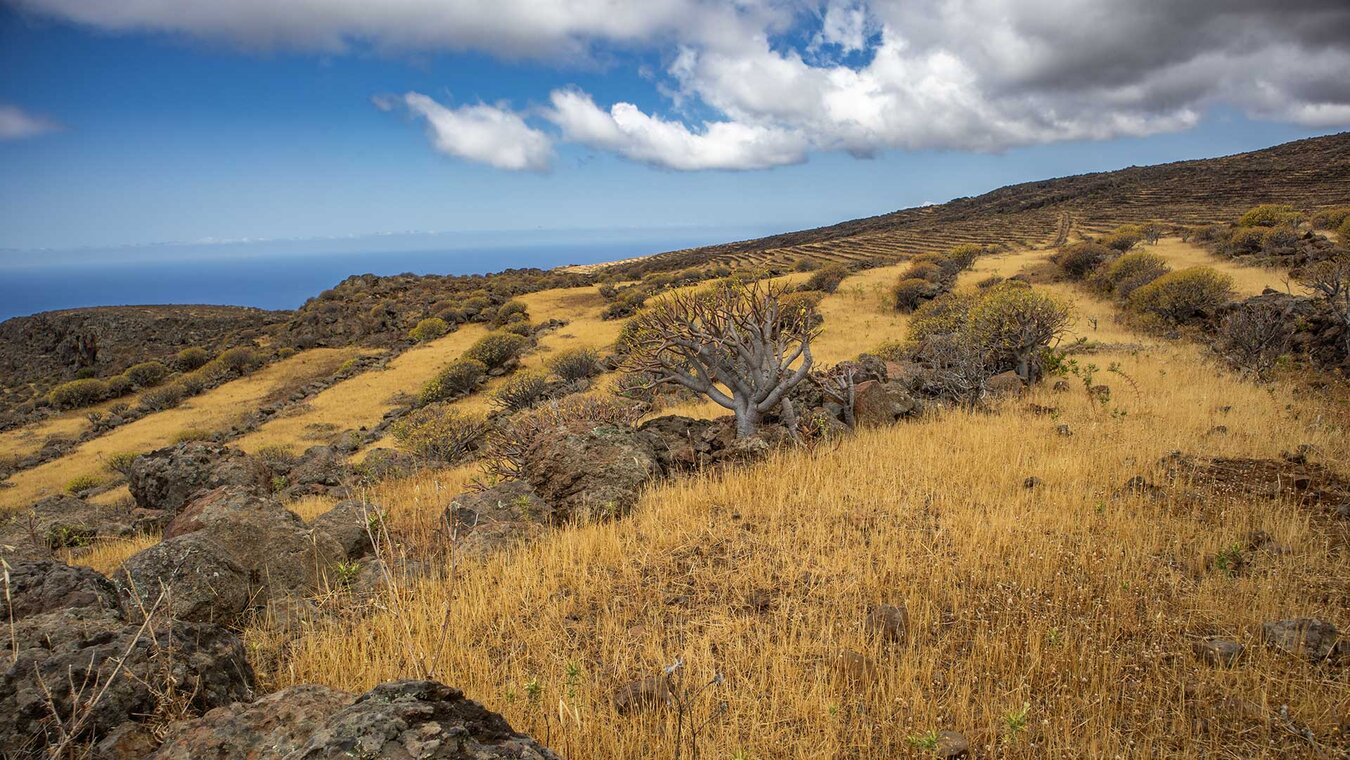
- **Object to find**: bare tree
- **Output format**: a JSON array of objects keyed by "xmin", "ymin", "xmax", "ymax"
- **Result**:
[
  {"xmin": 624, "ymin": 281, "xmax": 820, "ymax": 438},
  {"xmin": 1299, "ymin": 255, "xmax": 1350, "ymax": 355}
]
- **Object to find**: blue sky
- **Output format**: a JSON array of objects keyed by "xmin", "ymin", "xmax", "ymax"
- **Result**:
[{"xmin": 2, "ymin": 1, "xmax": 1348, "ymax": 252}]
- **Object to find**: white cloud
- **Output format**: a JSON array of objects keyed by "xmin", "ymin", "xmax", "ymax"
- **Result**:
[
  {"xmin": 16, "ymin": 0, "xmax": 1350, "ymax": 169},
  {"xmin": 547, "ymin": 89, "xmax": 807, "ymax": 170},
  {"xmin": 0, "ymin": 105, "xmax": 61, "ymax": 140},
  {"xmin": 399, "ymin": 93, "xmax": 553, "ymax": 172}
]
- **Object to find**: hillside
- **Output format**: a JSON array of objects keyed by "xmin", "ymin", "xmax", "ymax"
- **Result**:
[
  {"xmin": 1, "ymin": 134, "xmax": 1347, "ymax": 758},
  {"xmin": 607, "ymin": 132, "xmax": 1350, "ymax": 275}
]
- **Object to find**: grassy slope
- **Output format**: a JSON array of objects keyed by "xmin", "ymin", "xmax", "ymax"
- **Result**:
[{"xmin": 245, "ymin": 244, "xmax": 1347, "ymax": 758}]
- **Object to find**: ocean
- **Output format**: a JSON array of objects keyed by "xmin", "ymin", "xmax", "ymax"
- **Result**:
[{"xmin": 0, "ymin": 227, "xmax": 770, "ymax": 322}]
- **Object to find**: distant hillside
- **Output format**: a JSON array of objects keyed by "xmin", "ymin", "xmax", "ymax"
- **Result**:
[{"xmin": 606, "ymin": 131, "xmax": 1350, "ymax": 276}]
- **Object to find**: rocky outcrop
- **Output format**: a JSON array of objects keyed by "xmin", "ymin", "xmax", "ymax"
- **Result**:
[
  {"xmin": 0, "ymin": 560, "xmax": 254, "ymax": 758},
  {"xmin": 445, "ymin": 480, "xmax": 553, "ymax": 558},
  {"xmin": 519, "ymin": 424, "xmax": 659, "ymax": 521},
  {"xmin": 153, "ymin": 680, "xmax": 559, "ymax": 759},
  {"xmin": 1262, "ymin": 619, "xmax": 1347, "ymax": 663},
  {"xmin": 120, "ymin": 486, "xmax": 360, "ymax": 625},
  {"xmin": 0, "ymin": 494, "xmax": 161, "ymax": 562},
  {"xmin": 128, "ymin": 442, "xmax": 267, "ymax": 515}
]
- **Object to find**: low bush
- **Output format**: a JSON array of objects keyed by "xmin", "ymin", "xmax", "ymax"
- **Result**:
[
  {"xmin": 1238, "ymin": 204, "xmax": 1298, "ymax": 228},
  {"xmin": 501, "ymin": 320, "xmax": 535, "ymax": 337},
  {"xmin": 48, "ymin": 378, "xmax": 108, "ymax": 409},
  {"xmin": 176, "ymin": 372, "xmax": 207, "ymax": 396},
  {"xmin": 1100, "ymin": 225, "xmax": 1144, "ymax": 252},
  {"xmin": 74, "ymin": 367, "xmax": 98, "ymax": 380},
  {"xmin": 492, "ymin": 371, "xmax": 554, "ymax": 412},
  {"xmin": 1309, "ymin": 206, "xmax": 1350, "ymax": 229},
  {"xmin": 173, "ymin": 428, "xmax": 213, "ymax": 443},
  {"xmin": 909, "ymin": 291, "xmax": 979, "ymax": 343},
  {"xmin": 1128, "ymin": 267, "xmax": 1234, "ymax": 324},
  {"xmin": 64, "ymin": 474, "xmax": 105, "ymax": 495},
  {"xmin": 492, "ymin": 300, "xmax": 529, "ymax": 327},
  {"xmin": 793, "ymin": 257, "xmax": 820, "ymax": 272},
  {"xmin": 217, "ymin": 346, "xmax": 261, "ymax": 374},
  {"xmin": 420, "ymin": 358, "xmax": 489, "ymax": 404},
  {"xmin": 904, "ymin": 261, "xmax": 944, "ymax": 282},
  {"xmin": 104, "ymin": 374, "xmax": 133, "ymax": 399},
  {"xmin": 484, "ymin": 394, "xmax": 640, "ymax": 479},
  {"xmin": 1053, "ymin": 242, "xmax": 1113, "ymax": 279},
  {"xmin": 1215, "ymin": 299, "xmax": 1295, "ymax": 377},
  {"xmin": 391, "ymin": 406, "xmax": 491, "ymax": 464},
  {"xmin": 601, "ymin": 291, "xmax": 647, "ymax": 320},
  {"xmin": 942, "ymin": 244, "xmax": 982, "ymax": 273},
  {"xmin": 966, "ymin": 285, "xmax": 1073, "ymax": 380},
  {"xmin": 463, "ymin": 331, "xmax": 530, "ymax": 370},
  {"xmin": 408, "ymin": 317, "xmax": 450, "ymax": 343},
  {"xmin": 1097, "ymin": 251, "xmax": 1170, "ymax": 297},
  {"xmin": 892, "ymin": 278, "xmax": 937, "ymax": 312},
  {"xmin": 976, "ymin": 276, "xmax": 1004, "ymax": 289},
  {"xmin": 1225, "ymin": 227, "xmax": 1266, "ymax": 255},
  {"xmin": 547, "ymin": 347, "xmax": 602, "ymax": 382},
  {"xmin": 800, "ymin": 263, "xmax": 849, "ymax": 293},
  {"xmin": 124, "ymin": 361, "xmax": 170, "ymax": 388},
  {"xmin": 1261, "ymin": 224, "xmax": 1299, "ymax": 251},
  {"xmin": 104, "ymin": 451, "xmax": 142, "ymax": 477},
  {"xmin": 138, "ymin": 383, "xmax": 187, "ymax": 412}
]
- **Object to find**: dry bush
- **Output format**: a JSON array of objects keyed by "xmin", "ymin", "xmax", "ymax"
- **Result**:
[
  {"xmin": 1128, "ymin": 268, "xmax": 1235, "ymax": 325},
  {"xmin": 391, "ymin": 405, "xmax": 491, "ymax": 464},
  {"xmin": 492, "ymin": 371, "xmax": 553, "ymax": 412},
  {"xmin": 1261, "ymin": 224, "xmax": 1299, "ymax": 252},
  {"xmin": 483, "ymin": 394, "xmax": 641, "ymax": 480},
  {"xmin": 1309, "ymin": 206, "xmax": 1350, "ymax": 230},
  {"xmin": 216, "ymin": 346, "xmax": 261, "ymax": 374},
  {"xmin": 173, "ymin": 347, "xmax": 211, "ymax": 372},
  {"xmin": 1052, "ymin": 242, "xmax": 1113, "ymax": 279},
  {"xmin": 800, "ymin": 263, "xmax": 850, "ymax": 293},
  {"xmin": 138, "ymin": 383, "xmax": 187, "ymax": 412},
  {"xmin": 1100, "ymin": 224, "xmax": 1144, "ymax": 252},
  {"xmin": 420, "ymin": 358, "xmax": 489, "ymax": 405},
  {"xmin": 491, "ymin": 300, "xmax": 529, "ymax": 327},
  {"xmin": 103, "ymin": 450, "xmax": 142, "ymax": 477},
  {"xmin": 1214, "ymin": 300, "xmax": 1296, "ymax": 377},
  {"xmin": 547, "ymin": 347, "xmax": 602, "ymax": 382},
  {"xmin": 1225, "ymin": 227, "xmax": 1266, "ymax": 255},
  {"xmin": 1297, "ymin": 254, "xmax": 1350, "ymax": 355},
  {"xmin": 892, "ymin": 278, "xmax": 936, "ymax": 312}
]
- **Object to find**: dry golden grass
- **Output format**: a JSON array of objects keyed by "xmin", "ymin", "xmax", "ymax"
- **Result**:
[
  {"xmin": 256, "ymin": 337, "xmax": 1349, "ymax": 758},
  {"xmin": 64, "ymin": 532, "xmax": 160, "ymax": 576},
  {"xmin": 235, "ymin": 326, "xmax": 488, "ymax": 454},
  {"xmin": 1148, "ymin": 238, "xmax": 1290, "ymax": 297},
  {"xmin": 0, "ymin": 348, "xmax": 361, "ymax": 511},
  {"xmin": 813, "ymin": 263, "xmax": 912, "ymax": 364}
]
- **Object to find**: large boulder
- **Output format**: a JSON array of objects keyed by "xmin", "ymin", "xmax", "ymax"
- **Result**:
[
  {"xmin": 151, "ymin": 684, "xmax": 353, "ymax": 759},
  {"xmin": 128, "ymin": 442, "xmax": 266, "ymax": 514},
  {"xmin": 310, "ymin": 499, "xmax": 377, "ymax": 560},
  {"xmin": 636, "ymin": 415, "xmax": 731, "ymax": 474},
  {"xmin": 520, "ymin": 425, "xmax": 659, "ymax": 521},
  {"xmin": 0, "ymin": 561, "xmax": 254, "ymax": 758},
  {"xmin": 292, "ymin": 680, "xmax": 559, "ymax": 759},
  {"xmin": 1, "ymin": 496, "xmax": 156, "ymax": 562},
  {"xmin": 122, "ymin": 487, "xmax": 348, "ymax": 624},
  {"xmin": 1262, "ymin": 618, "xmax": 1347, "ymax": 663},
  {"xmin": 444, "ymin": 480, "xmax": 553, "ymax": 558},
  {"xmin": 852, "ymin": 380, "xmax": 923, "ymax": 427},
  {"xmin": 276, "ymin": 445, "xmax": 350, "ymax": 501},
  {"xmin": 4, "ymin": 559, "xmax": 120, "ymax": 620}
]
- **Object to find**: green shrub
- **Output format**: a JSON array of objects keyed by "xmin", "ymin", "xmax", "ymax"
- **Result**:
[
  {"xmin": 908, "ymin": 291, "xmax": 979, "ymax": 342},
  {"xmin": 492, "ymin": 371, "xmax": 553, "ymax": 412},
  {"xmin": 1309, "ymin": 206, "xmax": 1350, "ymax": 230},
  {"xmin": 104, "ymin": 450, "xmax": 142, "ymax": 477},
  {"xmin": 602, "ymin": 291, "xmax": 647, "ymax": 320},
  {"xmin": 391, "ymin": 406, "xmax": 490, "ymax": 464},
  {"xmin": 74, "ymin": 367, "xmax": 98, "ymax": 380},
  {"xmin": 48, "ymin": 378, "xmax": 108, "ymax": 409},
  {"xmin": 1100, "ymin": 225, "xmax": 1144, "ymax": 252},
  {"xmin": 124, "ymin": 361, "xmax": 170, "ymax": 388},
  {"xmin": 943, "ymin": 244, "xmax": 982, "ymax": 273},
  {"xmin": 192, "ymin": 358, "xmax": 234, "ymax": 384},
  {"xmin": 492, "ymin": 300, "xmax": 529, "ymax": 327},
  {"xmin": 253, "ymin": 444, "xmax": 298, "ymax": 469},
  {"xmin": 793, "ymin": 257, "xmax": 820, "ymax": 272},
  {"xmin": 800, "ymin": 263, "xmax": 849, "ymax": 293},
  {"xmin": 1099, "ymin": 251, "xmax": 1170, "ymax": 297},
  {"xmin": 463, "ymin": 331, "xmax": 530, "ymax": 370},
  {"xmin": 902, "ymin": 261, "xmax": 944, "ymax": 282},
  {"xmin": 1261, "ymin": 224, "xmax": 1299, "ymax": 251},
  {"xmin": 1225, "ymin": 227, "xmax": 1266, "ymax": 255},
  {"xmin": 892, "ymin": 278, "xmax": 937, "ymax": 312},
  {"xmin": 173, "ymin": 427, "xmax": 213, "ymax": 443},
  {"xmin": 173, "ymin": 347, "xmax": 211, "ymax": 372},
  {"xmin": 1128, "ymin": 267, "xmax": 1234, "ymax": 324},
  {"xmin": 408, "ymin": 317, "xmax": 450, "ymax": 343},
  {"xmin": 461, "ymin": 295, "xmax": 492, "ymax": 318},
  {"xmin": 138, "ymin": 383, "xmax": 186, "ymax": 412},
  {"xmin": 1238, "ymin": 204, "xmax": 1298, "ymax": 228},
  {"xmin": 501, "ymin": 320, "xmax": 534, "ymax": 337},
  {"xmin": 420, "ymin": 358, "xmax": 488, "ymax": 404},
  {"xmin": 1053, "ymin": 242, "xmax": 1113, "ymax": 279},
  {"xmin": 176, "ymin": 372, "xmax": 207, "ymax": 396},
  {"xmin": 104, "ymin": 374, "xmax": 134, "ymax": 399},
  {"xmin": 547, "ymin": 347, "xmax": 603, "ymax": 382},
  {"xmin": 64, "ymin": 473, "xmax": 105, "ymax": 494},
  {"xmin": 216, "ymin": 346, "xmax": 260, "ymax": 374}
]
